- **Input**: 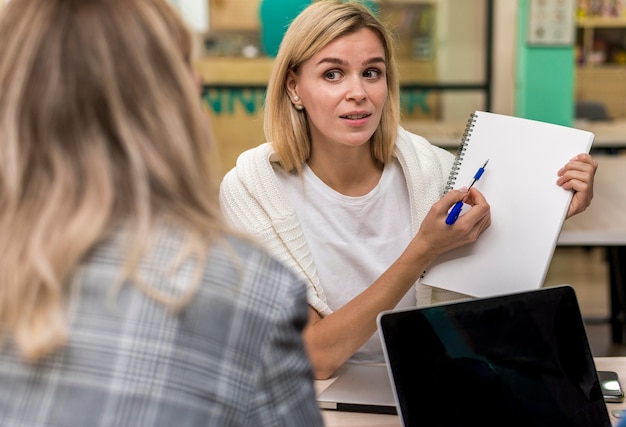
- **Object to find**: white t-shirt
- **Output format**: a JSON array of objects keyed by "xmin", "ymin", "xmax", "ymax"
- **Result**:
[{"xmin": 277, "ymin": 159, "xmax": 415, "ymax": 363}]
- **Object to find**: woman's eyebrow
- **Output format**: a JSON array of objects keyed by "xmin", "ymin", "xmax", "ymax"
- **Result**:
[{"xmin": 315, "ymin": 56, "xmax": 386, "ymax": 66}]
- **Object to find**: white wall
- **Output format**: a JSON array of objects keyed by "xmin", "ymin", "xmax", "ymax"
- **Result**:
[{"xmin": 168, "ymin": 0, "xmax": 209, "ymax": 32}]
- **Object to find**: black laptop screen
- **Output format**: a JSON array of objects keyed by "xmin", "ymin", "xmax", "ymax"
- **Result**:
[{"xmin": 378, "ymin": 286, "xmax": 610, "ymax": 427}]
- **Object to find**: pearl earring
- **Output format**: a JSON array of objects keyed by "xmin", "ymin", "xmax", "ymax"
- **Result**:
[{"xmin": 292, "ymin": 95, "xmax": 303, "ymax": 110}]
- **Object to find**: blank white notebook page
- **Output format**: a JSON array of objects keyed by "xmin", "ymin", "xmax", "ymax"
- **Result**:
[{"xmin": 421, "ymin": 111, "xmax": 594, "ymax": 297}]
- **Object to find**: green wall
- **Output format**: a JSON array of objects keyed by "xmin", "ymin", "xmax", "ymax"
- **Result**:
[{"xmin": 515, "ymin": 0, "xmax": 576, "ymax": 126}]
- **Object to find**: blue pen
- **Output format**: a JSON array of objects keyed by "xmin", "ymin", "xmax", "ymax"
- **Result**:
[{"xmin": 445, "ymin": 159, "xmax": 489, "ymax": 225}]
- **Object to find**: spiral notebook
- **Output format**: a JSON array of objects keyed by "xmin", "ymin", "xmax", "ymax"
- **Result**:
[{"xmin": 421, "ymin": 111, "xmax": 594, "ymax": 297}]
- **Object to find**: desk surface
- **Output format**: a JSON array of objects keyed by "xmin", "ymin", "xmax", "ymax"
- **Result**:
[
  {"xmin": 575, "ymin": 119, "xmax": 626, "ymax": 147},
  {"xmin": 402, "ymin": 119, "xmax": 626, "ymax": 150},
  {"xmin": 316, "ymin": 357, "xmax": 626, "ymax": 426},
  {"xmin": 558, "ymin": 155, "xmax": 626, "ymax": 246}
]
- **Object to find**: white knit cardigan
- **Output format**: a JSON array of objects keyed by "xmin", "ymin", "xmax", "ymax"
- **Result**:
[{"xmin": 219, "ymin": 126, "xmax": 468, "ymax": 316}]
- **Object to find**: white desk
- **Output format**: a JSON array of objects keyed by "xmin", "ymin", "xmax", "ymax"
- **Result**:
[
  {"xmin": 402, "ymin": 119, "xmax": 626, "ymax": 150},
  {"xmin": 574, "ymin": 120, "xmax": 626, "ymax": 150},
  {"xmin": 317, "ymin": 357, "xmax": 626, "ymax": 426}
]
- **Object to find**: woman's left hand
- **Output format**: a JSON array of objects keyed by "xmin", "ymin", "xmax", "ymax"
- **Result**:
[{"xmin": 557, "ymin": 153, "xmax": 598, "ymax": 218}]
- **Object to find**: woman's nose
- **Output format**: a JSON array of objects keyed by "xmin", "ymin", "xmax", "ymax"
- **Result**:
[{"xmin": 346, "ymin": 77, "xmax": 367, "ymax": 102}]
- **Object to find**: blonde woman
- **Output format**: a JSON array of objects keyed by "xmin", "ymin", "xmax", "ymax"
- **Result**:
[
  {"xmin": 220, "ymin": 0, "xmax": 597, "ymax": 380},
  {"xmin": 0, "ymin": 0, "xmax": 323, "ymax": 425}
]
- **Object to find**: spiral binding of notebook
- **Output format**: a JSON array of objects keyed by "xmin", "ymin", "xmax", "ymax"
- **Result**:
[{"xmin": 444, "ymin": 112, "xmax": 478, "ymax": 193}]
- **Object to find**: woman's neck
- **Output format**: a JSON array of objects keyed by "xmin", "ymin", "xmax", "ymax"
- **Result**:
[{"xmin": 306, "ymin": 145, "xmax": 383, "ymax": 196}]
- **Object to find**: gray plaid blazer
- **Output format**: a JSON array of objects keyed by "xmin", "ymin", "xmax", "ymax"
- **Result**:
[{"xmin": 0, "ymin": 228, "xmax": 323, "ymax": 426}]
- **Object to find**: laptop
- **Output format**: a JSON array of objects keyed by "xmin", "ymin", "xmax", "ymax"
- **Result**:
[
  {"xmin": 316, "ymin": 363, "xmax": 397, "ymax": 414},
  {"xmin": 377, "ymin": 285, "xmax": 611, "ymax": 427}
]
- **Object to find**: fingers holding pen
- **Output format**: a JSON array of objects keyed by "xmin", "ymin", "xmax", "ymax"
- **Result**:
[
  {"xmin": 433, "ymin": 187, "xmax": 490, "ymax": 229},
  {"xmin": 419, "ymin": 188, "xmax": 491, "ymax": 255},
  {"xmin": 451, "ymin": 187, "xmax": 491, "ymax": 236}
]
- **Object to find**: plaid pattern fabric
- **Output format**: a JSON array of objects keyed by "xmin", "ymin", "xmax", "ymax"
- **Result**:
[{"xmin": 0, "ymin": 229, "xmax": 323, "ymax": 427}]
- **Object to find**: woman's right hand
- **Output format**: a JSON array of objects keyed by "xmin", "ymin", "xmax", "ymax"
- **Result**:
[{"xmin": 415, "ymin": 187, "xmax": 491, "ymax": 258}]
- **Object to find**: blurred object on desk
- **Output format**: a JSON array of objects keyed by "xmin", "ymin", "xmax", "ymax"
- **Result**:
[{"xmin": 576, "ymin": 100, "xmax": 611, "ymax": 122}]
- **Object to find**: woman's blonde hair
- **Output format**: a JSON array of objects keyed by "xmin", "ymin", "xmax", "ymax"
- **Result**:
[
  {"xmin": 265, "ymin": 0, "xmax": 400, "ymax": 173},
  {"xmin": 0, "ymin": 0, "xmax": 223, "ymax": 360}
]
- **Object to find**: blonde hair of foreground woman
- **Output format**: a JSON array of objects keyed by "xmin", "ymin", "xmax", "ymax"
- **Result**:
[{"xmin": 0, "ymin": 0, "xmax": 222, "ymax": 361}]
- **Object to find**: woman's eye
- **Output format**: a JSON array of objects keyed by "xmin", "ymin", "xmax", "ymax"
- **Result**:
[
  {"xmin": 364, "ymin": 69, "xmax": 382, "ymax": 79},
  {"xmin": 324, "ymin": 70, "xmax": 342, "ymax": 80}
]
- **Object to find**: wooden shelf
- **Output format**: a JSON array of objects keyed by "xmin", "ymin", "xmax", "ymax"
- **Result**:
[
  {"xmin": 208, "ymin": 0, "xmax": 261, "ymax": 31},
  {"xmin": 575, "ymin": 67, "xmax": 626, "ymax": 119},
  {"xmin": 575, "ymin": 15, "xmax": 626, "ymax": 118},
  {"xmin": 577, "ymin": 16, "xmax": 626, "ymax": 28}
]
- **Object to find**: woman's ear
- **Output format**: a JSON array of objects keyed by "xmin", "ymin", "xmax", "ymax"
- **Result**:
[{"xmin": 285, "ymin": 70, "xmax": 298, "ymax": 99}]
